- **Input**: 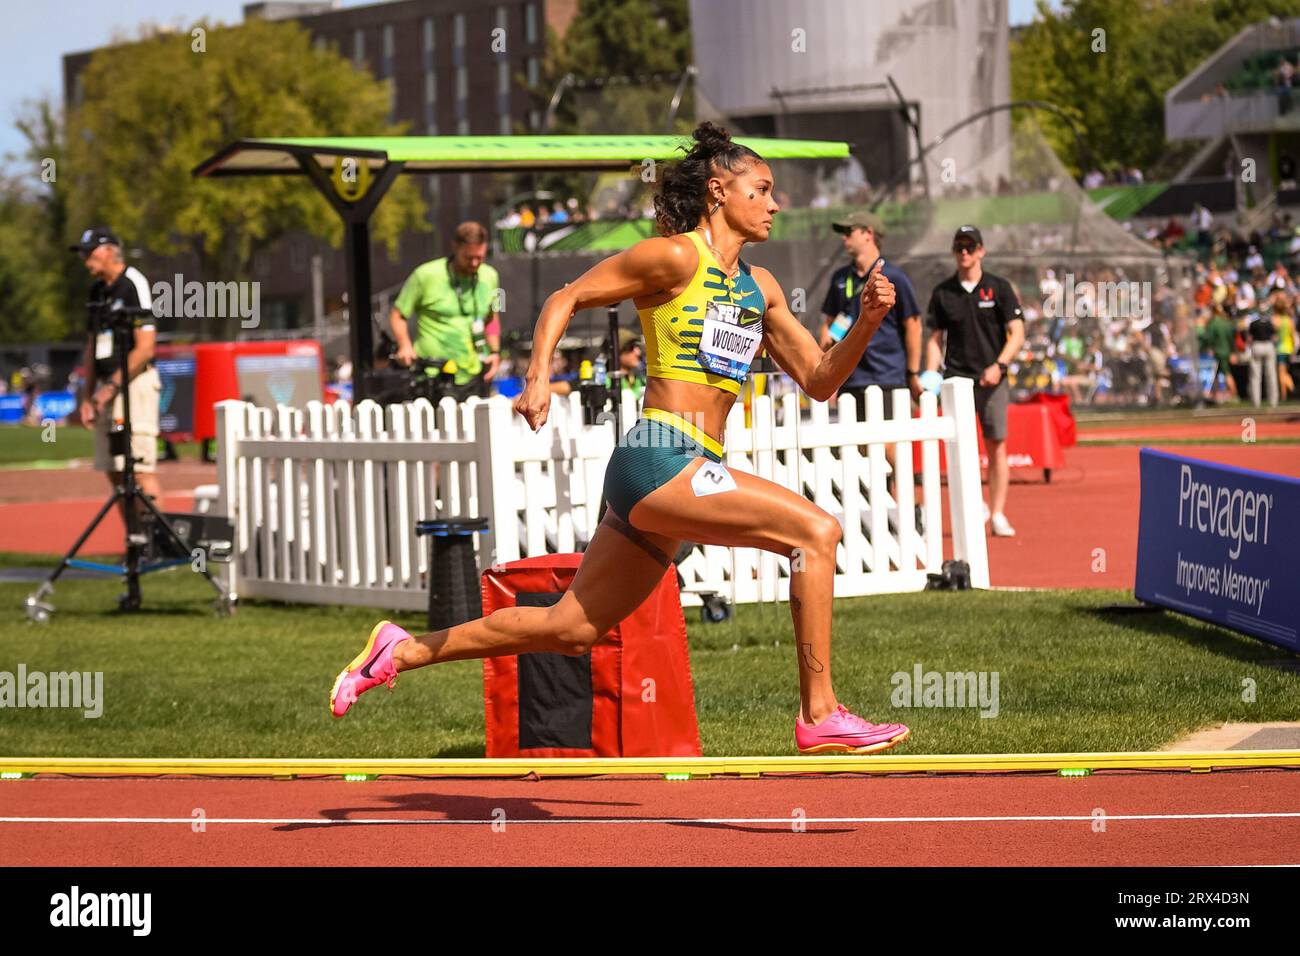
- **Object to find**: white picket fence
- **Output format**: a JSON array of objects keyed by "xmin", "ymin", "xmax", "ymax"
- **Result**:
[{"xmin": 213, "ymin": 377, "xmax": 988, "ymax": 610}]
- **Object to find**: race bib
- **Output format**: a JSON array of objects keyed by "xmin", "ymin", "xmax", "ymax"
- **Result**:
[
  {"xmin": 95, "ymin": 331, "xmax": 113, "ymax": 361},
  {"xmin": 697, "ymin": 300, "xmax": 762, "ymax": 381},
  {"xmin": 691, "ymin": 461, "xmax": 736, "ymax": 497}
]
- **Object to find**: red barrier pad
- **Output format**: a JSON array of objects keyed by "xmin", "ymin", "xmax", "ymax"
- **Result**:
[
  {"xmin": 1000, "ymin": 401, "xmax": 1066, "ymax": 470},
  {"xmin": 481, "ymin": 554, "xmax": 702, "ymax": 758},
  {"xmin": 1020, "ymin": 392, "xmax": 1077, "ymax": 448},
  {"xmin": 911, "ymin": 393, "xmax": 1074, "ymax": 473}
]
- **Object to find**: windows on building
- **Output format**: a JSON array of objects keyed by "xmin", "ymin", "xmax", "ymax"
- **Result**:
[
  {"xmin": 424, "ymin": 70, "xmax": 438, "ymax": 135},
  {"xmin": 498, "ymin": 60, "xmax": 511, "ymax": 134},
  {"xmin": 381, "ymin": 24, "xmax": 394, "ymax": 78},
  {"xmin": 525, "ymin": 2, "xmax": 538, "ymax": 45},
  {"xmin": 422, "ymin": 17, "xmax": 437, "ymax": 134},
  {"xmin": 454, "ymin": 12, "xmax": 468, "ymax": 126},
  {"xmin": 453, "ymin": 12, "xmax": 466, "ymax": 67}
]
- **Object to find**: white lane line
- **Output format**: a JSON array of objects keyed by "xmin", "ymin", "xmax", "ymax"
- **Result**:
[{"xmin": 1, "ymin": 812, "xmax": 1299, "ymax": 826}]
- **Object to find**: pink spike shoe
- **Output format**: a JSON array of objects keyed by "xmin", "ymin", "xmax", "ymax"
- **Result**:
[
  {"xmin": 795, "ymin": 705, "xmax": 910, "ymax": 754},
  {"xmin": 330, "ymin": 621, "xmax": 411, "ymax": 718}
]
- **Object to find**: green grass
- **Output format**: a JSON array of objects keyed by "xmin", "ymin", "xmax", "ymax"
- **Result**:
[
  {"xmin": 0, "ymin": 424, "xmax": 207, "ymax": 468},
  {"xmin": 0, "ymin": 551, "xmax": 1296, "ymax": 758},
  {"xmin": 0, "ymin": 424, "xmax": 96, "ymax": 465}
]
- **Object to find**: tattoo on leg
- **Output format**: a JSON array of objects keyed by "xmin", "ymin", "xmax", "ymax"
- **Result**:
[
  {"xmin": 799, "ymin": 641, "xmax": 824, "ymax": 673},
  {"xmin": 790, "ymin": 595, "xmax": 802, "ymax": 614}
]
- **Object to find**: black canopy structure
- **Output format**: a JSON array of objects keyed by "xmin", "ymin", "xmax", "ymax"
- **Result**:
[{"xmin": 192, "ymin": 134, "xmax": 850, "ymax": 400}]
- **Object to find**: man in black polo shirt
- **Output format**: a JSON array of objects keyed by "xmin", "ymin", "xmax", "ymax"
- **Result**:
[
  {"xmin": 924, "ymin": 225, "xmax": 1025, "ymax": 536},
  {"xmin": 72, "ymin": 227, "xmax": 163, "ymax": 525},
  {"xmin": 818, "ymin": 210, "xmax": 923, "ymax": 409}
]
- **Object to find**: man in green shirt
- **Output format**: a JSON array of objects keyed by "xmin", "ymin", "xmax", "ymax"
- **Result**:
[
  {"xmin": 1198, "ymin": 307, "xmax": 1238, "ymax": 401},
  {"xmin": 389, "ymin": 221, "xmax": 501, "ymax": 400}
]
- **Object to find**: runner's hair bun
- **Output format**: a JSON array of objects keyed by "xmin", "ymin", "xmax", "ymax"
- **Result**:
[{"xmin": 653, "ymin": 121, "xmax": 764, "ymax": 237}]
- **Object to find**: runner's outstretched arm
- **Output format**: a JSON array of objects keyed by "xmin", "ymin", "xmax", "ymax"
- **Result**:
[
  {"xmin": 754, "ymin": 262, "xmax": 895, "ymax": 401},
  {"xmin": 516, "ymin": 237, "xmax": 692, "ymax": 430}
]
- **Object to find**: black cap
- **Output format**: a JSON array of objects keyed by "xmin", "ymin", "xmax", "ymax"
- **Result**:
[
  {"xmin": 952, "ymin": 225, "xmax": 983, "ymax": 247},
  {"xmin": 69, "ymin": 226, "xmax": 120, "ymax": 255}
]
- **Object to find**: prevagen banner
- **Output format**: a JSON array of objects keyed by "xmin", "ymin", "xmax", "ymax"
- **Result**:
[{"xmin": 1136, "ymin": 449, "xmax": 1298, "ymax": 652}]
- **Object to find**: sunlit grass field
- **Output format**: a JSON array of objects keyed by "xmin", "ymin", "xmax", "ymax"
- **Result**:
[{"xmin": 1, "ymin": 550, "xmax": 1295, "ymax": 758}]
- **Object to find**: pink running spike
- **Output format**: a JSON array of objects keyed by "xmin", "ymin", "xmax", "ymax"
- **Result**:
[
  {"xmin": 795, "ymin": 705, "xmax": 910, "ymax": 754},
  {"xmin": 329, "ymin": 621, "xmax": 411, "ymax": 718}
]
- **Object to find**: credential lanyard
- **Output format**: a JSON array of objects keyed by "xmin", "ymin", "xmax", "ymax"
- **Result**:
[{"xmin": 446, "ymin": 259, "xmax": 479, "ymax": 318}]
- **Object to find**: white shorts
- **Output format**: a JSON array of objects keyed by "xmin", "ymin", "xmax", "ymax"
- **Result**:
[{"xmin": 93, "ymin": 366, "xmax": 161, "ymax": 474}]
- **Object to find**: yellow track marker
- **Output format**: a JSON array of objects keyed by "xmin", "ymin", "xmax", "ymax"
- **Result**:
[{"xmin": 1, "ymin": 750, "xmax": 1297, "ymax": 779}]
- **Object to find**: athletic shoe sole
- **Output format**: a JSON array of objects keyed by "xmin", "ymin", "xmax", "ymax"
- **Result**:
[{"xmin": 798, "ymin": 727, "xmax": 910, "ymax": 755}]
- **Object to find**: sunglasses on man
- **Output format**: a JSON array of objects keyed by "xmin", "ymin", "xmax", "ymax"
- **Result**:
[{"xmin": 952, "ymin": 242, "xmax": 978, "ymax": 253}]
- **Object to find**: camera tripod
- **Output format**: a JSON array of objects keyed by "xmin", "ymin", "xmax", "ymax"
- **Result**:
[{"xmin": 24, "ymin": 303, "xmax": 234, "ymax": 621}]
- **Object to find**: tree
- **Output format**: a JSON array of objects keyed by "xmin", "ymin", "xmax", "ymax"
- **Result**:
[
  {"xmin": 63, "ymin": 17, "xmax": 427, "ymax": 338},
  {"xmin": 518, "ymin": 0, "xmax": 694, "ymax": 207},
  {"xmin": 545, "ymin": 0, "xmax": 693, "ymax": 135},
  {"xmin": 548, "ymin": 0, "xmax": 691, "ymax": 83},
  {"xmin": 1011, "ymin": 0, "xmax": 1300, "ymax": 179},
  {"xmin": 0, "ymin": 179, "xmax": 68, "ymax": 344},
  {"xmin": 0, "ymin": 100, "xmax": 79, "ymax": 345}
]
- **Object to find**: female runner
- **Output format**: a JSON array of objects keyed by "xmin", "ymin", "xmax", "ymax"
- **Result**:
[{"xmin": 330, "ymin": 121, "xmax": 909, "ymax": 754}]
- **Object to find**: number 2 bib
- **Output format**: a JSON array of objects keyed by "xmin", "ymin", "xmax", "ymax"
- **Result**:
[{"xmin": 697, "ymin": 300, "xmax": 763, "ymax": 382}]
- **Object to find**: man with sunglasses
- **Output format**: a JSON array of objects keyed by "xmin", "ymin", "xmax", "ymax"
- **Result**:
[
  {"xmin": 389, "ymin": 221, "xmax": 501, "ymax": 401},
  {"xmin": 817, "ymin": 210, "xmax": 923, "ymax": 407},
  {"xmin": 924, "ymin": 225, "xmax": 1025, "ymax": 537}
]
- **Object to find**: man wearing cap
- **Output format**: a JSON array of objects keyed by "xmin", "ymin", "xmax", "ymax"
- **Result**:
[
  {"xmin": 389, "ymin": 221, "xmax": 501, "ymax": 401},
  {"xmin": 72, "ymin": 227, "xmax": 163, "ymax": 524},
  {"xmin": 818, "ymin": 211, "xmax": 923, "ymax": 412},
  {"xmin": 923, "ymin": 225, "xmax": 1025, "ymax": 536}
]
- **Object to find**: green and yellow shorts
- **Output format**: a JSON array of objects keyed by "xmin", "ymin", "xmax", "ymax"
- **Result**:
[{"xmin": 602, "ymin": 408, "xmax": 724, "ymax": 521}]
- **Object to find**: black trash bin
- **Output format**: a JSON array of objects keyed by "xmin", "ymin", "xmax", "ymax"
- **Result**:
[{"xmin": 416, "ymin": 517, "xmax": 490, "ymax": 631}]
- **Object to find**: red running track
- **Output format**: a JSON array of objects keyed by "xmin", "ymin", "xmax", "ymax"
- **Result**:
[{"xmin": 1, "ymin": 771, "xmax": 1297, "ymax": 866}]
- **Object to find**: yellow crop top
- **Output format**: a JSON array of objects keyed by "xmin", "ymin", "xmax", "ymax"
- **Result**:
[{"xmin": 638, "ymin": 230, "xmax": 768, "ymax": 396}]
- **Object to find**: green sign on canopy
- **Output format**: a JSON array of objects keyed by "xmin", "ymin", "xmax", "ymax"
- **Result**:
[
  {"xmin": 191, "ymin": 134, "xmax": 851, "ymax": 399},
  {"xmin": 193, "ymin": 135, "xmax": 849, "ymax": 176}
]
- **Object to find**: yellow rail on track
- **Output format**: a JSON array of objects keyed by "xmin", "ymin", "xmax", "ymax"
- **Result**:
[{"xmin": 2, "ymin": 751, "xmax": 1298, "ymax": 779}]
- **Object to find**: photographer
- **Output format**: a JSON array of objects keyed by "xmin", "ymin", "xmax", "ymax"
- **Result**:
[
  {"xmin": 388, "ymin": 221, "xmax": 501, "ymax": 401},
  {"xmin": 72, "ymin": 227, "xmax": 162, "ymax": 524}
]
